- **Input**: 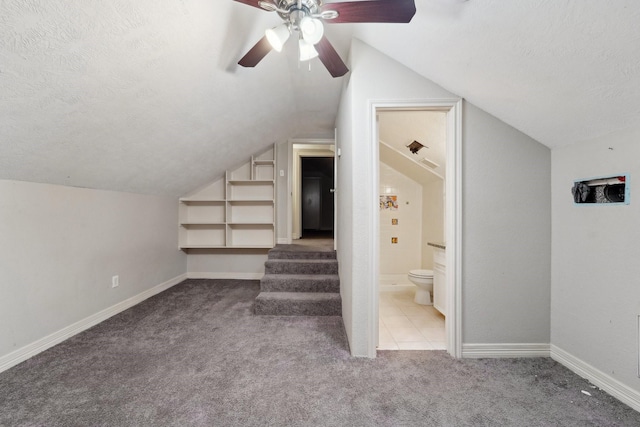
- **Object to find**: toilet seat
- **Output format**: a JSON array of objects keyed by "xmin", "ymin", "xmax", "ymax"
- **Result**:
[{"xmin": 409, "ymin": 269, "xmax": 433, "ymax": 279}]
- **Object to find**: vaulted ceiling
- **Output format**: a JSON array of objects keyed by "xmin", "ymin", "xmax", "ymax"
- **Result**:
[{"xmin": 1, "ymin": 0, "xmax": 638, "ymax": 196}]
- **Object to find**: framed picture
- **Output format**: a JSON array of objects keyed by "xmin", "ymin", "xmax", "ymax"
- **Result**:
[{"xmin": 380, "ymin": 195, "xmax": 398, "ymax": 211}]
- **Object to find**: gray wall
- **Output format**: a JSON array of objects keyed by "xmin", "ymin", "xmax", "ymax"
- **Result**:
[
  {"xmin": 552, "ymin": 127, "xmax": 640, "ymax": 394},
  {"xmin": 0, "ymin": 180, "xmax": 186, "ymax": 362},
  {"xmin": 462, "ymin": 102, "xmax": 551, "ymax": 344},
  {"xmin": 337, "ymin": 39, "xmax": 551, "ymax": 356}
]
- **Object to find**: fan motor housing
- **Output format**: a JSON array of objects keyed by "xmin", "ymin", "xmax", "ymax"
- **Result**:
[{"xmin": 275, "ymin": 0, "xmax": 321, "ymax": 20}]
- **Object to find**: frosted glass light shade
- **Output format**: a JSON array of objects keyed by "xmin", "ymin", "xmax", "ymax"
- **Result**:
[
  {"xmin": 299, "ymin": 39, "xmax": 319, "ymax": 61},
  {"xmin": 265, "ymin": 24, "xmax": 290, "ymax": 52},
  {"xmin": 300, "ymin": 17, "xmax": 324, "ymax": 45}
]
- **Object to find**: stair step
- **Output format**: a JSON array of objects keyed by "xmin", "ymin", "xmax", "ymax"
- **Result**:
[
  {"xmin": 254, "ymin": 292, "xmax": 342, "ymax": 316},
  {"xmin": 260, "ymin": 274, "xmax": 340, "ymax": 293},
  {"xmin": 268, "ymin": 245, "xmax": 336, "ymax": 260},
  {"xmin": 264, "ymin": 259, "xmax": 338, "ymax": 275}
]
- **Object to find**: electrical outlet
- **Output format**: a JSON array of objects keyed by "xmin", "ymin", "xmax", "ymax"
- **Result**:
[{"xmin": 112, "ymin": 275, "xmax": 119, "ymax": 288}]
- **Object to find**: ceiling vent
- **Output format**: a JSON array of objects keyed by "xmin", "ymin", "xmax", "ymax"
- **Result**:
[
  {"xmin": 407, "ymin": 140, "xmax": 426, "ymax": 154},
  {"xmin": 420, "ymin": 157, "xmax": 440, "ymax": 169}
]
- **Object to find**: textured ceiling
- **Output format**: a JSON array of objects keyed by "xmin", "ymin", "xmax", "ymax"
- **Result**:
[
  {"xmin": 354, "ymin": 0, "xmax": 640, "ymax": 148},
  {"xmin": 1, "ymin": 0, "xmax": 639, "ymax": 196}
]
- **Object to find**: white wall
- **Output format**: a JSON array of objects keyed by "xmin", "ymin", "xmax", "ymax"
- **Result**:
[
  {"xmin": 379, "ymin": 162, "xmax": 422, "ymax": 280},
  {"xmin": 276, "ymin": 140, "xmax": 289, "ymax": 243},
  {"xmin": 336, "ymin": 39, "xmax": 551, "ymax": 356},
  {"xmin": 335, "ymin": 76, "xmax": 356, "ymax": 351},
  {"xmin": 186, "ymin": 250, "xmax": 268, "ymax": 279},
  {"xmin": 552, "ymin": 128, "xmax": 640, "ymax": 397},
  {"xmin": 0, "ymin": 180, "xmax": 186, "ymax": 366}
]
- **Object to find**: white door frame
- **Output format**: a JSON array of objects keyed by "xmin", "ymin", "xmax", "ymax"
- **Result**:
[
  {"xmin": 287, "ymin": 138, "xmax": 336, "ymax": 243},
  {"xmin": 369, "ymin": 99, "xmax": 463, "ymax": 358}
]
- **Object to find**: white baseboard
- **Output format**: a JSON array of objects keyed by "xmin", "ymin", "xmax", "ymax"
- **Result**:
[
  {"xmin": 462, "ymin": 343, "xmax": 551, "ymax": 358},
  {"xmin": 187, "ymin": 272, "xmax": 264, "ymax": 280},
  {"xmin": 379, "ymin": 274, "xmax": 414, "ymax": 292},
  {"xmin": 380, "ymin": 284, "xmax": 415, "ymax": 292},
  {"xmin": 551, "ymin": 344, "xmax": 640, "ymax": 412},
  {"xmin": 0, "ymin": 273, "xmax": 188, "ymax": 374},
  {"xmin": 276, "ymin": 238, "xmax": 290, "ymax": 244}
]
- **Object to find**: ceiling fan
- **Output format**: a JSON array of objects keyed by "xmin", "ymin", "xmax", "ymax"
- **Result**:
[{"xmin": 234, "ymin": 0, "xmax": 417, "ymax": 77}]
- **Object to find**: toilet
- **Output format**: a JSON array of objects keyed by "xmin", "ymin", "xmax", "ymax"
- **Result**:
[{"xmin": 408, "ymin": 269, "xmax": 434, "ymax": 305}]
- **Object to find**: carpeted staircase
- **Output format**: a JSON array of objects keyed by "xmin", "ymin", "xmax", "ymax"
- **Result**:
[{"xmin": 254, "ymin": 244, "xmax": 341, "ymax": 316}]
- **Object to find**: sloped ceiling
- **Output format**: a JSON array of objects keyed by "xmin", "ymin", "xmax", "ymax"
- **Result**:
[
  {"xmin": 379, "ymin": 110, "xmax": 447, "ymax": 179},
  {"xmin": 1, "ymin": 0, "xmax": 639, "ymax": 196}
]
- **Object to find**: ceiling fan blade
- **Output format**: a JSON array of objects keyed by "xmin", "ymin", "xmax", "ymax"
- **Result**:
[
  {"xmin": 233, "ymin": 0, "xmax": 264, "ymax": 10},
  {"xmin": 238, "ymin": 36, "xmax": 273, "ymax": 67},
  {"xmin": 315, "ymin": 36, "xmax": 349, "ymax": 78},
  {"xmin": 323, "ymin": 0, "xmax": 416, "ymax": 23}
]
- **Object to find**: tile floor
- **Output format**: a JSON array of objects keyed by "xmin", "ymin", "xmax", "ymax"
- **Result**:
[{"xmin": 378, "ymin": 288, "xmax": 446, "ymax": 350}]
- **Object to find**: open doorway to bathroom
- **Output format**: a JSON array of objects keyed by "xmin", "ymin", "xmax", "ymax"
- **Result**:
[{"xmin": 377, "ymin": 109, "xmax": 447, "ymax": 351}]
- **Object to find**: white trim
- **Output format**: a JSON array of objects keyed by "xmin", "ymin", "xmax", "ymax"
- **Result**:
[
  {"xmin": 369, "ymin": 108, "xmax": 381, "ymax": 358},
  {"xmin": 380, "ymin": 284, "xmax": 416, "ymax": 292},
  {"xmin": 368, "ymin": 98, "xmax": 463, "ymax": 359},
  {"xmin": 379, "ymin": 274, "xmax": 414, "ymax": 292},
  {"xmin": 276, "ymin": 238, "xmax": 289, "ymax": 244},
  {"xmin": 551, "ymin": 344, "xmax": 640, "ymax": 412},
  {"xmin": 379, "ymin": 274, "xmax": 412, "ymax": 286},
  {"xmin": 462, "ymin": 343, "xmax": 551, "ymax": 358},
  {"xmin": 187, "ymin": 272, "xmax": 264, "ymax": 280},
  {"xmin": 0, "ymin": 273, "xmax": 187, "ymax": 374},
  {"xmin": 449, "ymin": 98, "xmax": 463, "ymax": 358}
]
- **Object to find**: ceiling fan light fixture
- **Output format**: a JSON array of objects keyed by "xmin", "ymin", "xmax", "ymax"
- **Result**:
[
  {"xmin": 299, "ymin": 16, "xmax": 324, "ymax": 45},
  {"xmin": 298, "ymin": 39, "xmax": 319, "ymax": 61},
  {"xmin": 265, "ymin": 23, "xmax": 291, "ymax": 52}
]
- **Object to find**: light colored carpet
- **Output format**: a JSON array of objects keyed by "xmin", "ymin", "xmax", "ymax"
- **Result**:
[{"xmin": 1, "ymin": 279, "xmax": 639, "ymax": 426}]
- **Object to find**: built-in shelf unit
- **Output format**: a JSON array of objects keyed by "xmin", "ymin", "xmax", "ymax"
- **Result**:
[{"xmin": 179, "ymin": 145, "xmax": 276, "ymax": 249}]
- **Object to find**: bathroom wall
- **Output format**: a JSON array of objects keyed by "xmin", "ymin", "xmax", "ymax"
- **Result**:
[
  {"xmin": 379, "ymin": 162, "xmax": 422, "ymax": 286},
  {"xmin": 421, "ymin": 179, "xmax": 445, "ymax": 269}
]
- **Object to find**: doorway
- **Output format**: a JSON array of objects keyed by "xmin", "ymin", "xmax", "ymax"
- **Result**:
[
  {"xmin": 368, "ymin": 100, "xmax": 462, "ymax": 358},
  {"xmin": 301, "ymin": 157, "xmax": 334, "ymax": 240},
  {"xmin": 288, "ymin": 140, "xmax": 336, "ymax": 246},
  {"xmin": 377, "ymin": 110, "xmax": 446, "ymax": 350}
]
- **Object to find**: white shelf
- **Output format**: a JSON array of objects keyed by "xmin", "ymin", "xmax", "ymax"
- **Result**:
[
  {"xmin": 227, "ymin": 180, "xmax": 274, "ymax": 185},
  {"xmin": 180, "ymin": 223, "xmax": 226, "ymax": 227},
  {"xmin": 180, "ymin": 245, "xmax": 228, "ymax": 249},
  {"xmin": 179, "ymin": 198, "xmax": 225, "ymax": 203},
  {"xmin": 178, "ymin": 145, "xmax": 276, "ymax": 250}
]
